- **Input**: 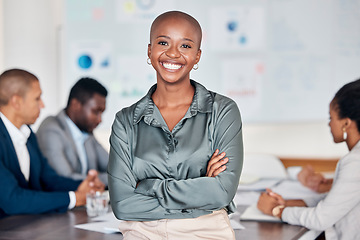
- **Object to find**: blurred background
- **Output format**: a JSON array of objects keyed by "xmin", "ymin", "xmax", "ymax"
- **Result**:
[{"xmin": 1, "ymin": 0, "xmax": 359, "ymax": 159}]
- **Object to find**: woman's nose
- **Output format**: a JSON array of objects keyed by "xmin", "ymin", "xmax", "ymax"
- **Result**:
[{"xmin": 165, "ymin": 45, "xmax": 180, "ymax": 58}]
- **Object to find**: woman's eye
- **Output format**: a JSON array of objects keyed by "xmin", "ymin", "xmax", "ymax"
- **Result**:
[
  {"xmin": 158, "ymin": 41, "xmax": 168, "ymax": 46},
  {"xmin": 182, "ymin": 44, "xmax": 191, "ymax": 49}
]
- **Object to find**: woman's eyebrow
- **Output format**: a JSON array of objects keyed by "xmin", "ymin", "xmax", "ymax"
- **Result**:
[
  {"xmin": 183, "ymin": 38, "xmax": 194, "ymax": 43},
  {"xmin": 156, "ymin": 35, "xmax": 170, "ymax": 39},
  {"xmin": 156, "ymin": 35, "xmax": 194, "ymax": 43}
]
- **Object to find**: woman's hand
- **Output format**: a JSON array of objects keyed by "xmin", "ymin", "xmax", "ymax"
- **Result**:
[
  {"xmin": 257, "ymin": 188, "xmax": 284, "ymax": 216},
  {"xmin": 266, "ymin": 188, "xmax": 285, "ymax": 205},
  {"xmin": 297, "ymin": 165, "xmax": 331, "ymax": 193},
  {"xmin": 206, "ymin": 149, "xmax": 228, "ymax": 177}
]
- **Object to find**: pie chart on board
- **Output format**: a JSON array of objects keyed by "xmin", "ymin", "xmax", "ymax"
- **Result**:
[{"xmin": 78, "ymin": 54, "xmax": 93, "ymax": 69}]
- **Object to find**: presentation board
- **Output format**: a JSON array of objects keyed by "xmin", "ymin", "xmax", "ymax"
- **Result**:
[{"xmin": 63, "ymin": 0, "xmax": 360, "ymax": 130}]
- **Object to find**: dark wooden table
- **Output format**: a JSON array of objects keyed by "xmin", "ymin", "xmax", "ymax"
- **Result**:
[
  {"xmin": 0, "ymin": 206, "xmax": 311, "ymax": 240},
  {"xmin": 0, "ymin": 207, "xmax": 120, "ymax": 240}
]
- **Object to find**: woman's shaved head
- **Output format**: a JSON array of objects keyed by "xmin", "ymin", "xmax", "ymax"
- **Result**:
[{"xmin": 150, "ymin": 11, "xmax": 202, "ymax": 49}]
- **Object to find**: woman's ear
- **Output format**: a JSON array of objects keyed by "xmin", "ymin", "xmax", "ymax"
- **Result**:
[
  {"xmin": 195, "ymin": 49, "xmax": 202, "ymax": 64},
  {"xmin": 343, "ymin": 118, "xmax": 352, "ymax": 130},
  {"xmin": 147, "ymin": 44, "xmax": 151, "ymax": 58}
]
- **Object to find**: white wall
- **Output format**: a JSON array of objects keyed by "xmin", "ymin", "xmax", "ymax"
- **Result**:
[
  {"xmin": 0, "ymin": 0, "xmax": 348, "ymax": 159},
  {"xmin": 243, "ymin": 122, "xmax": 347, "ymax": 158},
  {"xmin": 0, "ymin": 0, "xmax": 4, "ymax": 70},
  {"xmin": 1, "ymin": 0, "xmax": 64, "ymax": 129}
]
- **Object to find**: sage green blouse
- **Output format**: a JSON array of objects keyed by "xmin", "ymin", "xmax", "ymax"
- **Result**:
[{"xmin": 108, "ymin": 80, "xmax": 243, "ymax": 221}]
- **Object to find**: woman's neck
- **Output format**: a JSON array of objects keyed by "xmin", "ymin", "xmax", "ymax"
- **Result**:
[
  {"xmin": 152, "ymin": 80, "xmax": 194, "ymax": 108},
  {"xmin": 346, "ymin": 131, "xmax": 360, "ymax": 151}
]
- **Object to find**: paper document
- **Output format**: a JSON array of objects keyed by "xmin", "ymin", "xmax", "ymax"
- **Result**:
[
  {"xmin": 240, "ymin": 204, "xmax": 281, "ymax": 222},
  {"xmin": 75, "ymin": 212, "xmax": 122, "ymax": 234},
  {"xmin": 75, "ymin": 220, "xmax": 121, "ymax": 234},
  {"xmin": 237, "ymin": 178, "xmax": 282, "ymax": 191}
]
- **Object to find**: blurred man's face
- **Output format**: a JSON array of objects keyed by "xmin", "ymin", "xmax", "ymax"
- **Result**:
[
  {"xmin": 76, "ymin": 93, "xmax": 106, "ymax": 133},
  {"xmin": 19, "ymin": 80, "xmax": 45, "ymax": 125}
]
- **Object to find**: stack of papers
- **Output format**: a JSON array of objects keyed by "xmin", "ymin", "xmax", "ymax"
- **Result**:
[{"xmin": 75, "ymin": 212, "xmax": 122, "ymax": 234}]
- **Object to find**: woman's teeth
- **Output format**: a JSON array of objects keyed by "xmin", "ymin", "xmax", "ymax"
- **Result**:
[{"xmin": 163, "ymin": 62, "xmax": 182, "ymax": 70}]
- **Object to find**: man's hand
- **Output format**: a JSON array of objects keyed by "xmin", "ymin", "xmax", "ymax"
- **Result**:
[
  {"xmin": 87, "ymin": 169, "xmax": 106, "ymax": 192},
  {"xmin": 206, "ymin": 149, "xmax": 228, "ymax": 177},
  {"xmin": 75, "ymin": 170, "xmax": 105, "ymax": 206}
]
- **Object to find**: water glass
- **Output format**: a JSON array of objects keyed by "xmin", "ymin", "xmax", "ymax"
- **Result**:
[{"xmin": 86, "ymin": 191, "xmax": 109, "ymax": 217}]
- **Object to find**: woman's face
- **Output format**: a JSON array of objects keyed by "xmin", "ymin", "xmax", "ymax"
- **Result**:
[
  {"xmin": 148, "ymin": 16, "xmax": 201, "ymax": 85},
  {"xmin": 328, "ymin": 102, "xmax": 345, "ymax": 143}
]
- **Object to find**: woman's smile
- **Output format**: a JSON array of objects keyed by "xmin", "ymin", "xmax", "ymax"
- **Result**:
[{"xmin": 161, "ymin": 62, "xmax": 184, "ymax": 70}]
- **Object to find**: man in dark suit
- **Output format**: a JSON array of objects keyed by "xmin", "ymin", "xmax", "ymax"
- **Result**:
[{"xmin": 0, "ymin": 68, "xmax": 104, "ymax": 218}]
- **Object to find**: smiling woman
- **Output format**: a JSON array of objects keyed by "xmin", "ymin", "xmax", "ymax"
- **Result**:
[
  {"xmin": 107, "ymin": 11, "xmax": 244, "ymax": 240},
  {"xmin": 147, "ymin": 11, "xmax": 202, "ymax": 85},
  {"xmin": 148, "ymin": 17, "xmax": 202, "ymax": 131}
]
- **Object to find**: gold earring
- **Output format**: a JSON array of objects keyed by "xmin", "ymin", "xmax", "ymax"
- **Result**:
[
  {"xmin": 147, "ymin": 58, "xmax": 151, "ymax": 65},
  {"xmin": 193, "ymin": 63, "xmax": 199, "ymax": 70}
]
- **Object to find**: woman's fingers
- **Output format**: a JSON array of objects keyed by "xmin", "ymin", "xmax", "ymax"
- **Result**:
[
  {"xmin": 207, "ymin": 157, "xmax": 228, "ymax": 177},
  {"xmin": 206, "ymin": 149, "xmax": 228, "ymax": 177},
  {"xmin": 211, "ymin": 165, "xmax": 227, "ymax": 177},
  {"xmin": 206, "ymin": 149, "xmax": 220, "ymax": 173},
  {"xmin": 266, "ymin": 188, "xmax": 285, "ymax": 205}
]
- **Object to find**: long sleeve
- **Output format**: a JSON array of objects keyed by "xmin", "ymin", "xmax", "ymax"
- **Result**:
[
  {"xmin": 0, "ymin": 131, "xmax": 81, "ymax": 217},
  {"xmin": 37, "ymin": 118, "xmax": 85, "ymax": 180},
  {"xmin": 85, "ymin": 136, "xmax": 109, "ymax": 185},
  {"xmin": 135, "ymin": 99, "xmax": 243, "ymax": 210},
  {"xmin": 282, "ymin": 152, "xmax": 360, "ymax": 232},
  {"xmin": 0, "ymin": 159, "xmax": 70, "ymax": 215},
  {"xmin": 108, "ymin": 88, "xmax": 244, "ymax": 221},
  {"xmin": 35, "ymin": 148, "xmax": 81, "ymax": 192},
  {"xmin": 37, "ymin": 113, "xmax": 109, "ymax": 185},
  {"xmin": 108, "ymin": 115, "xmax": 170, "ymax": 220}
]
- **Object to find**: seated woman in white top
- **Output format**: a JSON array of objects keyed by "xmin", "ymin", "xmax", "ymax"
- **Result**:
[{"xmin": 257, "ymin": 78, "xmax": 360, "ymax": 240}]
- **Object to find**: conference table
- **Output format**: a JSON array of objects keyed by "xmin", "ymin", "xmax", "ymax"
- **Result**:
[{"xmin": 0, "ymin": 206, "xmax": 317, "ymax": 240}]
